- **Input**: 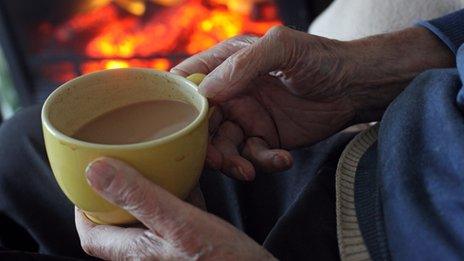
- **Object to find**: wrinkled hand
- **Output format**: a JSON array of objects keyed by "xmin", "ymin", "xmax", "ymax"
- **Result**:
[
  {"xmin": 172, "ymin": 26, "xmax": 357, "ymax": 180},
  {"xmin": 76, "ymin": 157, "xmax": 275, "ymax": 260},
  {"xmin": 172, "ymin": 26, "xmax": 454, "ymax": 181}
]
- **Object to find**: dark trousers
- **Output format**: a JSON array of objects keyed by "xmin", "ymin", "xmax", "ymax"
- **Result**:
[{"xmin": 0, "ymin": 105, "xmax": 355, "ymax": 260}]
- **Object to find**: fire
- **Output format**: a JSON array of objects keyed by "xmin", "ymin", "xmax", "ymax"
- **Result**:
[
  {"xmin": 105, "ymin": 60, "xmax": 130, "ymax": 69},
  {"xmin": 187, "ymin": 10, "xmax": 244, "ymax": 54},
  {"xmin": 151, "ymin": 58, "xmax": 171, "ymax": 70},
  {"xmin": 82, "ymin": 58, "xmax": 171, "ymax": 73},
  {"xmin": 52, "ymin": 0, "xmax": 281, "ymax": 76}
]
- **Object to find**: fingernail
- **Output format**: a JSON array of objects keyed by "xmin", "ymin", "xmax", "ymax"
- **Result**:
[
  {"xmin": 169, "ymin": 68, "xmax": 182, "ymax": 74},
  {"xmin": 273, "ymin": 154, "xmax": 290, "ymax": 168},
  {"xmin": 85, "ymin": 160, "xmax": 117, "ymax": 191}
]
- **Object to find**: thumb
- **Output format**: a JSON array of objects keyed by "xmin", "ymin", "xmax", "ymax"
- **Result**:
[
  {"xmin": 85, "ymin": 157, "xmax": 199, "ymax": 239},
  {"xmin": 200, "ymin": 25, "xmax": 294, "ymax": 102}
]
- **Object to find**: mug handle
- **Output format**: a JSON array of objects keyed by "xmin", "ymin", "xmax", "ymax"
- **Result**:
[
  {"xmin": 186, "ymin": 73, "xmax": 206, "ymax": 86},
  {"xmin": 186, "ymin": 73, "xmax": 215, "ymax": 118}
]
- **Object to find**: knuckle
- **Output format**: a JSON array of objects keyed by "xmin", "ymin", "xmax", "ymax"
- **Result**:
[
  {"xmin": 118, "ymin": 182, "xmax": 145, "ymax": 208},
  {"xmin": 211, "ymin": 35, "xmax": 258, "ymax": 64},
  {"xmin": 242, "ymin": 139, "xmax": 255, "ymax": 155},
  {"xmin": 79, "ymin": 229, "xmax": 102, "ymax": 256},
  {"xmin": 243, "ymin": 137, "xmax": 263, "ymax": 156},
  {"xmin": 246, "ymin": 137, "xmax": 260, "ymax": 147},
  {"xmin": 218, "ymin": 35, "xmax": 254, "ymax": 54},
  {"xmin": 218, "ymin": 121, "xmax": 235, "ymax": 132},
  {"xmin": 134, "ymin": 231, "xmax": 165, "ymax": 255},
  {"xmin": 80, "ymin": 239, "xmax": 96, "ymax": 256},
  {"xmin": 266, "ymin": 25, "xmax": 290, "ymax": 40},
  {"xmin": 116, "ymin": 179, "xmax": 160, "ymax": 219},
  {"xmin": 229, "ymin": 34, "xmax": 258, "ymax": 44},
  {"xmin": 107, "ymin": 171, "xmax": 138, "ymax": 205},
  {"xmin": 226, "ymin": 50, "xmax": 247, "ymax": 69},
  {"xmin": 217, "ymin": 121, "xmax": 243, "ymax": 144}
]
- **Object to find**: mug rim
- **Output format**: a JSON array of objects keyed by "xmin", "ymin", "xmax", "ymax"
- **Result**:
[{"xmin": 41, "ymin": 67, "xmax": 208, "ymax": 150}]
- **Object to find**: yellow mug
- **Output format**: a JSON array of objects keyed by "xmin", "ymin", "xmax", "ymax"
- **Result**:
[{"xmin": 41, "ymin": 68, "xmax": 208, "ymax": 225}]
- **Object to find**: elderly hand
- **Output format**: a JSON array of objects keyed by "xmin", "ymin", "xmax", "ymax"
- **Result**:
[
  {"xmin": 172, "ymin": 26, "xmax": 355, "ymax": 180},
  {"xmin": 76, "ymin": 157, "xmax": 275, "ymax": 260},
  {"xmin": 171, "ymin": 26, "xmax": 453, "ymax": 180}
]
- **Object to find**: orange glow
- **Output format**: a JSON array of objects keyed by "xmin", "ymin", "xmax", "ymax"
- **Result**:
[
  {"xmin": 105, "ymin": 60, "xmax": 130, "ymax": 69},
  {"xmin": 151, "ymin": 0, "xmax": 183, "ymax": 6},
  {"xmin": 211, "ymin": 0, "xmax": 253, "ymax": 14},
  {"xmin": 81, "ymin": 58, "xmax": 171, "ymax": 74},
  {"xmin": 42, "ymin": 62, "xmax": 77, "ymax": 82},
  {"xmin": 58, "ymin": 0, "xmax": 280, "ymax": 75},
  {"xmin": 152, "ymin": 58, "xmax": 171, "ymax": 70},
  {"xmin": 114, "ymin": 0, "xmax": 146, "ymax": 15}
]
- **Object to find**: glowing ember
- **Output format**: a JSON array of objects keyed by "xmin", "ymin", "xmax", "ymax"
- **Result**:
[
  {"xmin": 81, "ymin": 58, "xmax": 172, "ymax": 74},
  {"xmin": 105, "ymin": 60, "xmax": 130, "ymax": 69},
  {"xmin": 49, "ymin": 0, "xmax": 280, "ymax": 76}
]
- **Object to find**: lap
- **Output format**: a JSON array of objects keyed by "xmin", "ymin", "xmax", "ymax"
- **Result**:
[
  {"xmin": 0, "ymin": 105, "xmax": 85, "ymax": 258},
  {"xmin": 0, "ymin": 105, "xmax": 355, "ymax": 260}
]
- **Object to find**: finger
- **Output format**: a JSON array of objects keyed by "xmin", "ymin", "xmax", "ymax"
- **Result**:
[
  {"xmin": 206, "ymin": 143, "xmax": 222, "ymax": 170},
  {"xmin": 213, "ymin": 121, "xmax": 255, "ymax": 180},
  {"xmin": 208, "ymin": 107, "xmax": 223, "ymax": 134},
  {"xmin": 200, "ymin": 26, "xmax": 294, "ymax": 102},
  {"xmin": 186, "ymin": 185, "xmax": 206, "ymax": 211},
  {"xmin": 84, "ymin": 157, "xmax": 202, "ymax": 240},
  {"xmin": 205, "ymin": 107, "xmax": 224, "ymax": 170},
  {"xmin": 75, "ymin": 207, "xmax": 98, "ymax": 235},
  {"xmin": 170, "ymin": 35, "xmax": 258, "ymax": 77},
  {"xmin": 75, "ymin": 208, "xmax": 164, "ymax": 260},
  {"xmin": 242, "ymin": 137, "xmax": 293, "ymax": 173},
  {"xmin": 221, "ymin": 96, "xmax": 280, "ymax": 148}
]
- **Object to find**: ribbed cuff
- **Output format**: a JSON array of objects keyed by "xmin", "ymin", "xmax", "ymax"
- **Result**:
[{"xmin": 417, "ymin": 9, "xmax": 464, "ymax": 55}]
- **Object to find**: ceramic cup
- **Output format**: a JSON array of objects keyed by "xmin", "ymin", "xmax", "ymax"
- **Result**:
[{"xmin": 42, "ymin": 68, "xmax": 208, "ymax": 225}]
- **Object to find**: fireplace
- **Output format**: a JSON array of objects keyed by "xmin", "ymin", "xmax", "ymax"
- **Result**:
[
  {"xmin": 40, "ymin": 1, "xmax": 281, "ymax": 78},
  {"xmin": 0, "ymin": 0, "xmax": 276, "ymax": 105},
  {"xmin": 0, "ymin": 0, "xmax": 332, "ymax": 108}
]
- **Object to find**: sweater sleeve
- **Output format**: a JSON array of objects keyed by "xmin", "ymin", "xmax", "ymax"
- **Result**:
[{"xmin": 418, "ymin": 9, "xmax": 464, "ymax": 54}]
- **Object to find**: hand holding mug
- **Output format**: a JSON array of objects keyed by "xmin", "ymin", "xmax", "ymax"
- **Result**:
[
  {"xmin": 172, "ymin": 25, "xmax": 450, "ymax": 180},
  {"xmin": 75, "ymin": 157, "xmax": 275, "ymax": 260},
  {"xmin": 171, "ymin": 26, "xmax": 357, "ymax": 180}
]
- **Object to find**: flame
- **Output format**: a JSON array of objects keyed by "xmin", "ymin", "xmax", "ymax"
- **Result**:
[
  {"xmin": 78, "ymin": 0, "xmax": 181, "ymax": 15},
  {"xmin": 105, "ymin": 60, "xmax": 130, "ymax": 69},
  {"xmin": 151, "ymin": 0, "xmax": 183, "ymax": 7},
  {"xmin": 151, "ymin": 58, "xmax": 171, "ymax": 70},
  {"xmin": 210, "ymin": 0, "xmax": 255, "ymax": 14},
  {"xmin": 54, "ymin": 0, "xmax": 280, "ymax": 75},
  {"xmin": 114, "ymin": 0, "xmax": 146, "ymax": 15},
  {"xmin": 81, "ymin": 58, "xmax": 171, "ymax": 74}
]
